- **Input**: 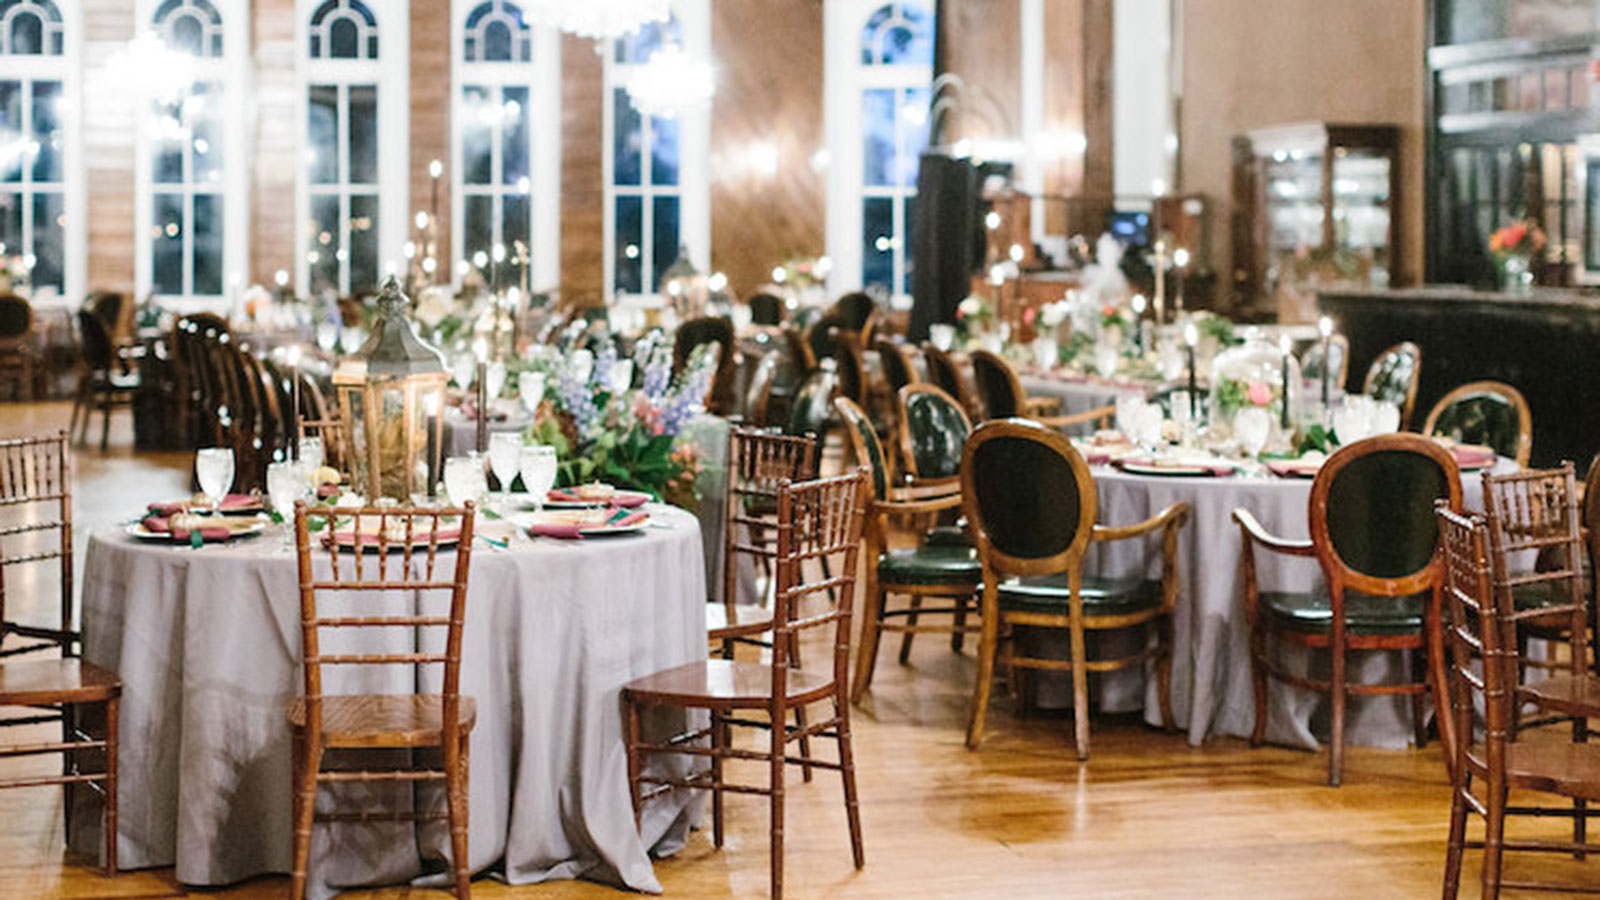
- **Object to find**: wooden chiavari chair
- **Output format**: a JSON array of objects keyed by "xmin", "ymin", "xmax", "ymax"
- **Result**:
[
  {"xmin": 1438, "ymin": 505, "xmax": 1600, "ymax": 899},
  {"xmin": 0, "ymin": 431, "xmax": 120, "ymax": 875},
  {"xmin": 288, "ymin": 501, "xmax": 478, "ymax": 900},
  {"xmin": 624, "ymin": 470, "xmax": 869, "ymax": 900}
]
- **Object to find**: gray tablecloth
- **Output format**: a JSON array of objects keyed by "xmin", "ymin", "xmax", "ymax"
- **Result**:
[
  {"xmin": 1080, "ymin": 462, "xmax": 1499, "ymax": 751},
  {"xmin": 1020, "ymin": 373, "xmax": 1152, "ymax": 419},
  {"xmin": 78, "ymin": 506, "xmax": 706, "ymax": 897}
]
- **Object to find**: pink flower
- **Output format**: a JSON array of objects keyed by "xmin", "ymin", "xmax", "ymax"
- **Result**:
[{"xmin": 1246, "ymin": 381, "xmax": 1273, "ymax": 406}]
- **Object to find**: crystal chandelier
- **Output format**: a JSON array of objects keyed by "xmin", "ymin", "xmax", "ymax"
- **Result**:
[
  {"xmin": 624, "ymin": 44, "xmax": 715, "ymax": 119},
  {"xmin": 528, "ymin": 0, "xmax": 671, "ymax": 42}
]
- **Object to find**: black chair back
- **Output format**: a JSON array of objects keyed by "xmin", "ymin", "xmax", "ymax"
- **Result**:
[
  {"xmin": 960, "ymin": 419, "xmax": 1094, "ymax": 566},
  {"xmin": 1313, "ymin": 435, "xmax": 1460, "ymax": 586},
  {"xmin": 786, "ymin": 367, "xmax": 838, "ymax": 438},
  {"xmin": 899, "ymin": 384, "xmax": 970, "ymax": 480},
  {"xmin": 968, "ymin": 350, "xmax": 1021, "ymax": 419},
  {"xmin": 749, "ymin": 292, "xmax": 784, "ymax": 326},
  {"xmin": 0, "ymin": 293, "xmax": 31, "ymax": 340}
]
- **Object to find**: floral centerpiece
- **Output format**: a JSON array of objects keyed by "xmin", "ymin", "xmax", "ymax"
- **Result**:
[
  {"xmin": 523, "ymin": 337, "xmax": 711, "ymax": 511},
  {"xmin": 954, "ymin": 295, "xmax": 995, "ymax": 342},
  {"xmin": 1488, "ymin": 220, "xmax": 1544, "ymax": 292}
]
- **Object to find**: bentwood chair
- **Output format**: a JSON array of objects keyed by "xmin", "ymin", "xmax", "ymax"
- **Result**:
[
  {"xmin": 834, "ymin": 396, "xmax": 981, "ymax": 704},
  {"xmin": 968, "ymin": 349, "xmax": 1113, "ymax": 433},
  {"xmin": 1437, "ymin": 506, "xmax": 1600, "ymax": 900},
  {"xmin": 709, "ymin": 427, "xmax": 819, "ymax": 658},
  {"xmin": 288, "ymin": 502, "xmax": 478, "ymax": 900},
  {"xmin": 674, "ymin": 316, "xmax": 739, "ymax": 415},
  {"xmin": 70, "ymin": 310, "xmax": 141, "ymax": 452},
  {"xmin": 1233, "ymin": 433, "xmax": 1462, "ymax": 786},
  {"xmin": 921, "ymin": 343, "xmax": 984, "ymax": 423},
  {"xmin": 1299, "ymin": 333, "xmax": 1350, "ymax": 392},
  {"xmin": 960, "ymin": 419, "xmax": 1187, "ymax": 757},
  {"xmin": 1424, "ymin": 381, "xmax": 1533, "ymax": 467},
  {"xmin": 749, "ymin": 292, "xmax": 785, "ymax": 326},
  {"xmin": 624, "ymin": 471, "xmax": 870, "ymax": 900},
  {"xmin": 804, "ymin": 311, "xmax": 849, "ymax": 364},
  {"xmin": 0, "ymin": 292, "xmax": 36, "ymax": 399},
  {"xmin": 742, "ymin": 351, "xmax": 783, "ymax": 429},
  {"xmin": 1363, "ymin": 341, "xmax": 1422, "ymax": 429},
  {"xmin": 785, "ymin": 367, "xmax": 839, "ymax": 440},
  {"xmin": 0, "ymin": 431, "xmax": 120, "ymax": 875},
  {"xmin": 874, "ymin": 338, "xmax": 921, "ymax": 398}
]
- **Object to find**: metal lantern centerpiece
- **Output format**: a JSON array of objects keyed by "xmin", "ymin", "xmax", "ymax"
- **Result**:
[{"xmin": 332, "ymin": 277, "xmax": 448, "ymax": 501}]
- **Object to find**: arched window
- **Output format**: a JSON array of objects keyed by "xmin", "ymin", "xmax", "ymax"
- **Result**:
[
  {"xmin": 452, "ymin": 0, "xmax": 559, "ymax": 293},
  {"xmin": 603, "ymin": 9, "xmax": 710, "ymax": 299},
  {"xmin": 298, "ymin": 0, "xmax": 407, "ymax": 299},
  {"xmin": 825, "ymin": 0, "xmax": 932, "ymax": 298},
  {"xmin": 0, "ymin": 0, "xmax": 79, "ymax": 300},
  {"xmin": 137, "ymin": 0, "xmax": 248, "ymax": 307}
]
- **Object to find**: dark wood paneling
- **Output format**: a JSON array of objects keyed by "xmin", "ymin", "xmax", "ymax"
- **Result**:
[{"xmin": 709, "ymin": 0, "xmax": 824, "ymax": 297}]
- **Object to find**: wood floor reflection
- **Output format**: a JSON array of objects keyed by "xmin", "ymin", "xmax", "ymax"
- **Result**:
[{"xmin": 0, "ymin": 402, "xmax": 1584, "ymax": 898}]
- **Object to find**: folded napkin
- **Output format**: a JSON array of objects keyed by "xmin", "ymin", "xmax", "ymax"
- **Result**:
[
  {"xmin": 1080, "ymin": 450, "xmax": 1112, "ymax": 466},
  {"xmin": 327, "ymin": 528, "xmax": 462, "ymax": 548},
  {"xmin": 1265, "ymin": 459, "xmax": 1321, "ymax": 479},
  {"xmin": 141, "ymin": 515, "xmax": 231, "ymax": 542},
  {"xmin": 1451, "ymin": 445, "xmax": 1497, "ymax": 468},
  {"xmin": 612, "ymin": 511, "xmax": 650, "ymax": 528},
  {"xmin": 547, "ymin": 488, "xmax": 649, "ymax": 508},
  {"xmin": 147, "ymin": 493, "xmax": 258, "ymax": 516},
  {"xmin": 546, "ymin": 488, "xmax": 585, "ymax": 503},
  {"xmin": 527, "ymin": 522, "xmax": 584, "ymax": 539},
  {"xmin": 316, "ymin": 484, "xmax": 341, "ymax": 500}
]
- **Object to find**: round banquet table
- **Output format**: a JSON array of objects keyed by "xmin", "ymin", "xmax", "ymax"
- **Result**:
[
  {"xmin": 440, "ymin": 405, "xmax": 536, "ymax": 457},
  {"xmin": 1075, "ymin": 459, "xmax": 1505, "ymax": 752},
  {"xmin": 1020, "ymin": 372, "xmax": 1153, "ymax": 418},
  {"xmin": 77, "ymin": 505, "xmax": 706, "ymax": 899}
]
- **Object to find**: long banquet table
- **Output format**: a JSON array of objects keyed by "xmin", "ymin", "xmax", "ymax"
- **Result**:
[
  {"xmin": 1078, "ymin": 460, "xmax": 1502, "ymax": 751},
  {"xmin": 78, "ymin": 504, "xmax": 706, "ymax": 898}
]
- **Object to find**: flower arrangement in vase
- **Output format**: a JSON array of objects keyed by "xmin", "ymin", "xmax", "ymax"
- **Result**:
[{"xmin": 1487, "ymin": 220, "xmax": 1545, "ymax": 292}]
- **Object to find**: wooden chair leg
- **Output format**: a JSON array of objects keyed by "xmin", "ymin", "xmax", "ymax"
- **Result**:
[
  {"xmin": 100, "ymin": 387, "xmax": 112, "ymax": 452},
  {"xmin": 104, "ymin": 696, "xmax": 118, "ymax": 876},
  {"xmin": 710, "ymin": 710, "xmax": 725, "ymax": 849},
  {"xmin": 61, "ymin": 702, "xmax": 75, "ymax": 845},
  {"xmin": 769, "ymin": 703, "xmax": 787, "ymax": 900},
  {"xmin": 447, "ymin": 732, "xmax": 471, "ymax": 899},
  {"xmin": 1329, "ymin": 642, "xmax": 1347, "ymax": 788},
  {"xmin": 966, "ymin": 599, "xmax": 999, "ymax": 749},
  {"xmin": 624, "ymin": 695, "xmax": 644, "ymax": 829},
  {"xmin": 1155, "ymin": 615, "xmax": 1175, "ymax": 731},
  {"xmin": 288, "ymin": 732, "xmax": 318, "ymax": 900},
  {"xmin": 789, "ymin": 633, "xmax": 813, "ymax": 783},
  {"xmin": 1249, "ymin": 630, "xmax": 1269, "ymax": 747},
  {"xmin": 1441, "ymin": 776, "xmax": 1468, "ymax": 900},
  {"xmin": 897, "ymin": 596, "xmax": 923, "ymax": 664},
  {"xmin": 1482, "ymin": 779, "xmax": 1507, "ymax": 900},
  {"xmin": 1068, "ymin": 621, "xmax": 1091, "ymax": 762},
  {"xmin": 834, "ymin": 694, "xmax": 865, "ymax": 870},
  {"xmin": 951, "ymin": 595, "xmax": 968, "ymax": 653},
  {"xmin": 851, "ymin": 580, "xmax": 887, "ymax": 705},
  {"xmin": 1410, "ymin": 650, "xmax": 1429, "ymax": 750}
]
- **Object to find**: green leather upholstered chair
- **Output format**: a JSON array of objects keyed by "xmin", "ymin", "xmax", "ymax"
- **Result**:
[
  {"xmin": 1299, "ymin": 333, "xmax": 1349, "ymax": 391},
  {"xmin": 834, "ymin": 396, "xmax": 982, "ymax": 705},
  {"xmin": 920, "ymin": 342, "xmax": 985, "ymax": 423},
  {"xmin": 1423, "ymin": 380, "xmax": 1532, "ymax": 466},
  {"xmin": 960, "ymin": 418, "xmax": 1188, "ymax": 758},
  {"xmin": 785, "ymin": 367, "xmax": 838, "ymax": 439},
  {"xmin": 968, "ymin": 349, "xmax": 1113, "ymax": 433},
  {"xmin": 1232, "ymin": 432, "xmax": 1462, "ymax": 786},
  {"xmin": 1362, "ymin": 341, "xmax": 1422, "ymax": 429}
]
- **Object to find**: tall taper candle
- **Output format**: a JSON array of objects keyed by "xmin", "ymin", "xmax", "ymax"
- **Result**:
[
  {"xmin": 475, "ymin": 360, "xmax": 488, "ymax": 454},
  {"xmin": 1279, "ymin": 334, "xmax": 1292, "ymax": 429},
  {"xmin": 1317, "ymin": 315, "xmax": 1333, "ymax": 409},
  {"xmin": 286, "ymin": 345, "xmax": 302, "ymax": 462},
  {"xmin": 1183, "ymin": 320, "xmax": 1199, "ymax": 420}
]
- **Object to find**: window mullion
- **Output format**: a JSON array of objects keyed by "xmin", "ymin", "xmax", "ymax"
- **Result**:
[{"xmin": 19, "ymin": 79, "xmax": 32, "ymax": 265}]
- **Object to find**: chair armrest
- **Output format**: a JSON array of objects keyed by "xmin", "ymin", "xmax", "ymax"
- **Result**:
[
  {"xmin": 1231, "ymin": 508, "xmax": 1314, "ymax": 557},
  {"xmin": 1092, "ymin": 501, "xmax": 1190, "ymax": 543},
  {"xmin": 876, "ymin": 491, "xmax": 964, "ymax": 517},
  {"xmin": 1034, "ymin": 403, "xmax": 1115, "ymax": 431},
  {"xmin": 1024, "ymin": 395, "xmax": 1061, "ymax": 417},
  {"xmin": 890, "ymin": 476, "xmax": 960, "ymax": 501}
]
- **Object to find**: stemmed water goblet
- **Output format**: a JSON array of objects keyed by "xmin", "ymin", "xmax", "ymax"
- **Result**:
[
  {"xmin": 195, "ymin": 447, "xmax": 235, "ymax": 516},
  {"xmin": 519, "ymin": 445, "xmax": 558, "ymax": 511},
  {"xmin": 442, "ymin": 454, "xmax": 487, "ymax": 507},
  {"xmin": 487, "ymin": 432, "xmax": 522, "ymax": 511}
]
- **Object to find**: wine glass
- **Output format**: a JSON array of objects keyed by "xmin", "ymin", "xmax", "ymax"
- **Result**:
[
  {"xmin": 442, "ymin": 454, "xmax": 486, "ymax": 506},
  {"xmin": 487, "ymin": 432, "xmax": 522, "ymax": 509},
  {"xmin": 519, "ymin": 444, "xmax": 558, "ymax": 510},
  {"xmin": 518, "ymin": 371, "xmax": 546, "ymax": 414},
  {"xmin": 928, "ymin": 323, "xmax": 955, "ymax": 352},
  {"xmin": 195, "ymin": 447, "xmax": 235, "ymax": 516},
  {"xmin": 297, "ymin": 435, "xmax": 324, "ymax": 474},
  {"xmin": 266, "ymin": 461, "xmax": 303, "ymax": 546},
  {"xmin": 485, "ymin": 360, "xmax": 508, "ymax": 403},
  {"xmin": 1234, "ymin": 407, "xmax": 1271, "ymax": 458},
  {"xmin": 451, "ymin": 353, "xmax": 476, "ymax": 389}
]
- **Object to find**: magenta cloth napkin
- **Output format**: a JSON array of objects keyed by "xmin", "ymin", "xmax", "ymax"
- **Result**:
[
  {"xmin": 141, "ymin": 516, "xmax": 231, "ymax": 542},
  {"xmin": 327, "ymin": 528, "xmax": 462, "ymax": 548},
  {"xmin": 613, "ymin": 511, "xmax": 649, "ymax": 528},
  {"xmin": 1265, "ymin": 460, "xmax": 1320, "ymax": 479},
  {"xmin": 527, "ymin": 522, "xmax": 585, "ymax": 539},
  {"xmin": 148, "ymin": 493, "xmax": 258, "ymax": 516},
  {"xmin": 547, "ymin": 488, "xmax": 649, "ymax": 508},
  {"xmin": 1452, "ymin": 446, "xmax": 1497, "ymax": 468}
]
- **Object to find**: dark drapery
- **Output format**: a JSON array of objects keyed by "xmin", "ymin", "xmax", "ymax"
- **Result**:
[{"xmin": 908, "ymin": 152, "xmax": 977, "ymax": 342}]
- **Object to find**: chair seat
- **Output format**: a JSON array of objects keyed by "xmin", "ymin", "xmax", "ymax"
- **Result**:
[
  {"xmin": 706, "ymin": 601, "xmax": 775, "ymax": 640},
  {"xmin": 624, "ymin": 658, "xmax": 833, "ymax": 707},
  {"xmin": 0, "ymin": 659, "xmax": 121, "ymax": 706},
  {"xmin": 1261, "ymin": 590, "xmax": 1425, "ymax": 636},
  {"xmin": 923, "ymin": 524, "xmax": 970, "ymax": 548},
  {"xmin": 285, "ymin": 694, "xmax": 476, "ymax": 748},
  {"xmin": 879, "ymin": 543, "xmax": 981, "ymax": 586},
  {"xmin": 1464, "ymin": 740, "xmax": 1600, "ymax": 801},
  {"xmin": 996, "ymin": 574, "xmax": 1162, "ymax": 617},
  {"xmin": 1520, "ymin": 673, "xmax": 1600, "ymax": 720}
]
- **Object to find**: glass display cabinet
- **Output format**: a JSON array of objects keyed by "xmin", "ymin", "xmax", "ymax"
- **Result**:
[{"xmin": 1231, "ymin": 123, "xmax": 1400, "ymax": 322}]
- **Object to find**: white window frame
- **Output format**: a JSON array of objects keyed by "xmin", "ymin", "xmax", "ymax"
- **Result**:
[
  {"xmin": 601, "ymin": 0, "xmax": 710, "ymax": 302},
  {"xmin": 0, "ymin": 0, "xmax": 83, "ymax": 306},
  {"xmin": 295, "ymin": 0, "xmax": 409, "ymax": 298},
  {"xmin": 450, "ymin": 0, "xmax": 560, "ymax": 294},
  {"xmin": 133, "ymin": 0, "xmax": 251, "ymax": 313},
  {"xmin": 824, "ymin": 0, "xmax": 933, "ymax": 299}
]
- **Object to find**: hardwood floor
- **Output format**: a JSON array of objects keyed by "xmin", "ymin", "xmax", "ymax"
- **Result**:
[{"xmin": 0, "ymin": 401, "xmax": 1590, "ymax": 898}]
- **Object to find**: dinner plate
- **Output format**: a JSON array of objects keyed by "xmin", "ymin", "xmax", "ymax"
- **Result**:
[
  {"xmin": 1114, "ymin": 458, "xmax": 1236, "ymax": 478},
  {"xmin": 543, "ymin": 488, "xmax": 651, "ymax": 509},
  {"xmin": 126, "ymin": 516, "xmax": 270, "ymax": 542},
  {"xmin": 147, "ymin": 494, "xmax": 264, "ymax": 516}
]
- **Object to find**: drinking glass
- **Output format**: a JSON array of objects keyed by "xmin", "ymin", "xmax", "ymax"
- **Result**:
[
  {"xmin": 442, "ymin": 454, "xmax": 487, "ymax": 506},
  {"xmin": 518, "ymin": 371, "xmax": 546, "ymax": 414},
  {"xmin": 1332, "ymin": 397, "xmax": 1373, "ymax": 445},
  {"xmin": 487, "ymin": 432, "xmax": 522, "ymax": 507},
  {"xmin": 451, "ymin": 353, "xmax": 476, "ymax": 389},
  {"xmin": 1093, "ymin": 345, "xmax": 1120, "ymax": 378},
  {"xmin": 315, "ymin": 322, "xmax": 339, "ymax": 353},
  {"xmin": 485, "ymin": 360, "xmax": 508, "ymax": 402},
  {"xmin": 519, "ymin": 445, "xmax": 558, "ymax": 508},
  {"xmin": 1234, "ymin": 407, "xmax": 1271, "ymax": 458},
  {"xmin": 928, "ymin": 323, "xmax": 956, "ymax": 352},
  {"xmin": 297, "ymin": 435, "xmax": 325, "ymax": 474},
  {"xmin": 1369, "ymin": 401, "xmax": 1401, "ymax": 436},
  {"xmin": 607, "ymin": 359, "xmax": 634, "ymax": 394},
  {"xmin": 195, "ymin": 447, "xmax": 235, "ymax": 515},
  {"xmin": 1030, "ymin": 338, "xmax": 1058, "ymax": 371},
  {"xmin": 266, "ymin": 461, "xmax": 303, "ymax": 545}
]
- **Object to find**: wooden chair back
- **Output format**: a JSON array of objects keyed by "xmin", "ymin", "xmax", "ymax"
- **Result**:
[
  {"xmin": 805, "ymin": 311, "xmax": 848, "ymax": 363},
  {"xmin": 833, "ymin": 332, "xmax": 868, "ymax": 407},
  {"xmin": 968, "ymin": 349, "xmax": 1027, "ymax": 420},
  {"xmin": 742, "ymin": 351, "xmax": 781, "ymax": 428},
  {"xmin": 1308, "ymin": 433, "xmax": 1462, "ymax": 600},
  {"xmin": 1299, "ymin": 333, "xmax": 1349, "ymax": 390},
  {"xmin": 1363, "ymin": 341, "xmax": 1422, "ymax": 428},
  {"xmin": 721, "ymin": 427, "xmax": 819, "ymax": 610},
  {"xmin": 0, "ymin": 292, "xmax": 32, "ymax": 342},
  {"xmin": 778, "ymin": 323, "xmax": 815, "ymax": 374},
  {"xmin": 785, "ymin": 367, "xmax": 838, "ymax": 438},
  {"xmin": 0, "ymin": 430, "xmax": 74, "ymax": 658},
  {"xmin": 875, "ymin": 338, "xmax": 920, "ymax": 396},
  {"xmin": 1423, "ymin": 380, "xmax": 1532, "ymax": 467},
  {"xmin": 769, "ymin": 471, "xmax": 869, "ymax": 688},
  {"xmin": 75, "ymin": 308, "xmax": 116, "ymax": 374},
  {"xmin": 291, "ymin": 501, "xmax": 476, "ymax": 741},
  {"xmin": 921, "ymin": 343, "xmax": 982, "ymax": 421},
  {"xmin": 673, "ymin": 316, "xmax": 738, "ymax": 414},
  {"xmin": 748, "ymin": 291, "xmax": 784, "ymax": 326},
  {"xmin": 832, "ymin": 396, "xmax": 894, "ymax": 502},
  {"xmin": 830, "ymin": 292, "xmax": 877, "ymax": 334},
  {"xmin": 897, "ymin": 383, "xmax": 971, "ymax": 482},
  {"xmin": 959, "ymin": 418, "xmax": 1097, "ymax": 578},
  {"xmin": 1480, "ymin": 464, "xmax": 1589, "ymax": 674},
  {"xmin": 1436, "ymin": 505, "xmax": 1512, "ymax": 781}
]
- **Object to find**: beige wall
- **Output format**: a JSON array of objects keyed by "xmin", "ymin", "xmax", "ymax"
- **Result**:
[{"xmin": 1178, "ymin": 0, "xmax": 1427, "ymax": 296}]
